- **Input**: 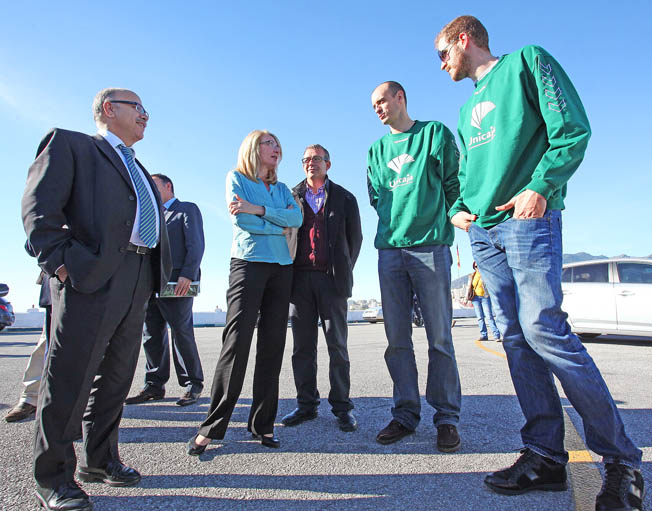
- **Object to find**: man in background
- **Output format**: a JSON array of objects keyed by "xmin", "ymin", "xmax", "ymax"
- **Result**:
[{"xmin": 126, "ymin": 173, "xmax": 205, "ymax": 407}]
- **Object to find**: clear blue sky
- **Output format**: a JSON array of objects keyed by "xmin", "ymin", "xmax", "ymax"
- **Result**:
[{"xmin": 2, "ymin": 1, "xmax": 651, "ymax": 312}]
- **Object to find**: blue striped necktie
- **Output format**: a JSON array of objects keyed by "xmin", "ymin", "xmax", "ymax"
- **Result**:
[{"xmin": 118, "ymin": 144, "xmax": 158, "ymax": 248}]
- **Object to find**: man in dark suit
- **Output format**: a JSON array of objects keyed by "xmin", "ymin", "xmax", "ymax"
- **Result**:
[
  {"xmin": 282, "ymin": 144, "xmax": 362, "ymax": 432},
  {"xmin": 21, "ymin": 87, "xmax": 171, "ymax": 511},
  {"xmin": 126, "ymin": 173, "xmax": 205, "ymax": 407}
]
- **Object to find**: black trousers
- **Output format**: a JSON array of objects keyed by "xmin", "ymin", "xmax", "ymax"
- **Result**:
[
  {"xmin": 34, "ymin": 252, "xmax": 153, "ymax": 488},
  {"xmin": 198, "ymin": 259, "xmax": 292, "ymax": 439},
  {"xmin": 142, "ymin": 295, "xmax": 204, "ymax": 393},
  {"xmin": 289, "ymin": 270, "xmax": 353, "ymax": 414}
]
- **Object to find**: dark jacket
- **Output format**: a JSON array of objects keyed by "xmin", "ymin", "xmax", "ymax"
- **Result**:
[
  {"xmin": 164, "ymin": 198, "xmax": 205, "ymax": 282},
  {"xmin": 21, "ymin": 128, "xmax": 171, "ymax": 294},
  {"xmin": 292, "ymin": 178, "xmax": 362, "ymax": 298}
]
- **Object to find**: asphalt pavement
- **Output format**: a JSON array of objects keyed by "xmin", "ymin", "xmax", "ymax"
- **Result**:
[{"xmin": 1, "ymin": 319, "xmax": 650, "ymax": 510}]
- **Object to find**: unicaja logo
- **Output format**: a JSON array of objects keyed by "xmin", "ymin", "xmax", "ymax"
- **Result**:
[
  {"xmin": 469, "ymin": 101, "xmax": 497, "ymax": 150},
  {"xmin": 470, "ymin": 101, "xmax": 495, "ymax": 129},
  {"xmin": 387, "ymin": 154, "xmax": 415, "ymax": 174}
]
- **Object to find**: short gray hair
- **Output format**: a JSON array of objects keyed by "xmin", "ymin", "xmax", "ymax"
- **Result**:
[
  {"xmin": 92, "ymin": 87, "xmax": 131, "ymax": 124},
  {"xmin": 304, "ymin": 144, "xmax": 330, "ymax": 161}
]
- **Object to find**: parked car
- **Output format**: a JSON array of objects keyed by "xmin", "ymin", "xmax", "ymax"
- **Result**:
[
  {"xmin": 0, "ymin": 283, "xmax": 15, "ymax": 331},
  {"xmin": 561, "ymin": 258, "xmax": 652, "ymax": 338},
  {"xmin": 363, "ymin": 307, "xmax": 383, "ymax": 323}
]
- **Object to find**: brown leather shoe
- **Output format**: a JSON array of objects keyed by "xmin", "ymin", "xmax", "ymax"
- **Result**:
[
  {"xmin": 125, "ymin": 387, "xmax": 165, "ymax": 405},
  {"xmin": 5, "ymin": 402, "xmax": 36, "ymax": 422},
  {"xmin": 376, "ymin": 419, "xmax": 414, "ymax": 445},
  {"xmin": 176, "ymin": 391, "xmax": 200, "ymax": 407}
]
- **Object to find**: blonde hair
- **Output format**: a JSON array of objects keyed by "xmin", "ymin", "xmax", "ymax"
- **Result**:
[{"xmin": 235, "ymin": 130, "xmax": 282, "ymax": 184}]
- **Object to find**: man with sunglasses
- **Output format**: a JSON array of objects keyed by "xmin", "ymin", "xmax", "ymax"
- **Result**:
[
  {"xmin": 367, "ymin": 81, "xmax": 462, "ymax": 451},
  {"xmin": 22, "ymin": 88, "xmax": 171, "ymax": 511},
  {"xmin": 435, "ymin": 16, "xmax": 644, "ymax": 510},
  {"xmin": 282, "ymin": 144, "xmax": 362, "ymax": 432}
]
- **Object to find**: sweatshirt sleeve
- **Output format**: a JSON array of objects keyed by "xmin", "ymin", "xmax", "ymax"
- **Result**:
[
  {"xmin": 523, "ymin": 46, "xmax": 591, "ymax": 199},
  {"xmin": 366, "ymin": 148, "xmax": 379, "ymax": 210},
  {"xmin": 448, "ymin": 119, "xmax": 470, "ymax": 219},
  {"xmin": 438, "ymin": 124, "xmax": 461, "ymax": 213},
  {"xmin": 225, "ymin": 171, "xmax": 284, "ymax": 235}
]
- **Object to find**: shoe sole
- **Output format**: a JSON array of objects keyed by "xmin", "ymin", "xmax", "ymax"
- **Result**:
[
  {"xmin": 484, "ymin": 480, "xmax": 568, "ymax": 495},
  {"xmin": 339, "ymin": 425, "xmax": 358, "ymax": 432},
  {"xmin": 281, "ymin": 414, "xmax": 317, "ymax": 427},
  {"xmin": 125, "ymin": 396, "xmax": 164, "ymax": 405},
  {"xmin": 176, "ymin": 400, "xmax": 198, "ymax": 407},
  {"xmin": 437, "ymin": 439, "xmax": 461, "ymax": 453},
  {"xmin": 376, "ymin": 430, "xmax": 414, "ymax": 445},
  {"xmin": 36, "ymin": 493, "xmax": 93, "ymax": 511},
  {"xmin": 77, "ymin": 470, "xmax": 141, "ymax": 487}
]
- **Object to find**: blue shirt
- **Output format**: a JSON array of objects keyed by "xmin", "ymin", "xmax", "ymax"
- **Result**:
[
  {"xmin": 305, "ymin": 182, "xmax": 326, "ymax": 213},
  {"xmin": 226, "ymin": 170, "xmax": 302, "ymax": 265}
]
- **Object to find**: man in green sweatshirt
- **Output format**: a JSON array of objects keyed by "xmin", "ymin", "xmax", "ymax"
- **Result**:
[
  {"xmin": 436, "ymin": 16, "xmax": 644, "ymax": 510},
  {"xmin": 367, "ymin": 81, "xmax": 462, "ymax": 452}
]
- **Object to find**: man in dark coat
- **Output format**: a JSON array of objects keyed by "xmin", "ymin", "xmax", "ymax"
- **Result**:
[
  {"xmin": 21, "ymin": 87, "xmax": 171, "ymax": 511},
  {"xmin": 281, "ymin": 144, "xmax": 362, "ymax": 432}
]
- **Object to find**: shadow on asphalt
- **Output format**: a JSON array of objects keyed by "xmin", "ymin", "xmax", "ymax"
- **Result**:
[{"xmin": 119, "ymin": 395, "xmax": 539, "ymax": 456}]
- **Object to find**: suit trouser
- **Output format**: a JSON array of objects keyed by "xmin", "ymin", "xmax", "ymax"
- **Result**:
[
  {"xmin": 19, "ymin": 306, "xmax": 51, "ymax": 406},
  {"xmin": 198, "ymin": 259, "xmax": 292, "ymax": 439},
  {"xmin": 142, "ymin": 295, "xmax": 204, "ymax": 393},
  {"xmin": 34, "ymin": 252, "xmax": 153, "ymax": 488},
  {"xmin": 289, "ymin": 270, "xmax": 353, "ymax": 414}
]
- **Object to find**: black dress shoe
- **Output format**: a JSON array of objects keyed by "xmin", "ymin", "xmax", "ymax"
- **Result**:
[
  {"xmin": 336, "ymin": 411, "xmax": 357, "ymax": 432},
  {"xmin": 187, "ymin": 434, "xmax": 210, "ymax": 456},
  {"xmin": 35, "ymin": 481, "xmax": 92, "ymax": 511},
  {"xmin": 252, "ymin": 433, "xmax": 280, "ymax": 448},
  {"xmin": 124, "ymin": 386, "xmax": 165, "ymax": 405},
  {"xmin": 77, "ymin": 460, "xmax": 141, "ymax": 487},
  {"xmin": 280, "ymin": 408, "xmax": 317, "ymax": 427},
  {"xmin": 484, "ymin": 448, "xmax": 567, "ymax": 495},
  {"xmin": 176, "ymin": 391, "xmax": 200, "ymax": 407}
]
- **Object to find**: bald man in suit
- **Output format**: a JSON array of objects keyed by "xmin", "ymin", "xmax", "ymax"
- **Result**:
[{"xmin": 22, "ymin": 87, "xmax": 171, "ymax": 511}]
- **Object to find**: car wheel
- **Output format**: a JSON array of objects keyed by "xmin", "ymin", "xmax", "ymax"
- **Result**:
[
  {"xmin": 578, "ymin": 333, "xmax": 600, "ymax": 340},
  {"xmin": 413, "ymin": 317, "xmax": 424, "ymax": 327},
  {"xmin": 368, "ymin": 320, "xmax": 376, "ymax": 324},
  {"xmin": 0, "ymin": 325, "xmax": 4, "ymax": 332}
]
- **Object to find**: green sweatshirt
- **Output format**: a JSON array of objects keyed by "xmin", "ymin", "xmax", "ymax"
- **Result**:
[
  {"xmin": 367, "ymin": 120, "xmax": 459, "ymax": 249},
  {"xmin": 449, "ymin": 45, "xmax": 591, "ymax": 228}
]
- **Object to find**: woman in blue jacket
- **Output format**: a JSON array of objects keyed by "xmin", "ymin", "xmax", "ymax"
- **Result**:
[{"xmin": 188, "ymin": 130, "xmax": 302, "ymax": 454}]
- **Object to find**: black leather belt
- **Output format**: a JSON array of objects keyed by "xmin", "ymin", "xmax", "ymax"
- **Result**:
[{"xmin": 127, "ymin": 243, "xmax": 152, "ymax": 255}]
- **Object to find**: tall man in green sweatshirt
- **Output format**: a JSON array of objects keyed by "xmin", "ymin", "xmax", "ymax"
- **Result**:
[
  {"xmin": 436, "ymin": 16, "xmax": 644, "ymax": 510},
  {"xmin": 367, "ymin": 81, "xmax": 462, "ymax": 452}
]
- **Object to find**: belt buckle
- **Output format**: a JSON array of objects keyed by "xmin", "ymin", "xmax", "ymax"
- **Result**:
[{"xmin": 136, "ymin": 245, "xmax": 148, "ymax": 254}]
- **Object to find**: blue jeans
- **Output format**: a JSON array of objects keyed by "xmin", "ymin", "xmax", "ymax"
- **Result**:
[
  {"xmin": 378, "ymin": 245, "xmax": 461, "ymax": 430},
  {"xmin": 471, "ymin": 296, "xmax": 500, "ymax": 339},
  {"xmin": 468, "ymin": 210, "xmax": 641, "ymax": 467}
]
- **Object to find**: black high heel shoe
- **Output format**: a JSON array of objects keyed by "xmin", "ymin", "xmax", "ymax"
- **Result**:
[
  {"xmin": 252, "ymin": 433, "xmax": 280, "ymax": 448},
  {"xmin": 187, "ymin": 434, "xmax": 210, "ymax": 456}
]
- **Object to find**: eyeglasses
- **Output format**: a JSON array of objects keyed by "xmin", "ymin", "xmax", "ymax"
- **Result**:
[
  {"xmin": 260, "ymin": 139, "xmax": 280, "ymax": 149},
  {"xmin": 437, "ymin": 38, "xmax": 459, "ymax": 62},
  {"xmin": 109, "ymin": 100, "xmax": 149, "ymax": 117},
  {"xmin": 301, "ymin": 156, "xmax": 328, "ymax": 164}
]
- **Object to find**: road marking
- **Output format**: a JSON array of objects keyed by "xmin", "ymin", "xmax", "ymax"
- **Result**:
[{"xmin": 474, "ymin": 338, "xmax": 603, "ymax": 510}]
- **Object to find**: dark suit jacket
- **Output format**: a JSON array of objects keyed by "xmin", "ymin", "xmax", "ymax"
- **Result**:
[
  {"xmin": 292, "ymin": 178, "xmax": 362, "ymax": 298},
  {"xmin": 164, "ymin": 198, "xmax": 205, "ymax": 283},
  {"xmin": 21, "ymin": 128, "xmax": 171, "ymax": 294}
]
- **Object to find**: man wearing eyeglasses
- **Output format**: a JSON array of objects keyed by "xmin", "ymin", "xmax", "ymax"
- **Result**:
[
  {"xmin": 367, "ymin": 81, "xmax": 462, "ymax": 452},
  {"xmin": 281, "ymin": 144, "xmax": 362, "ymax": 432},
  {"xmin": 435, "ymin": 16, "xmax": 644, "ymax": 510},
  {"xmin": 22, "ymin": 87, "xmax": 171, "ymax": 511}
]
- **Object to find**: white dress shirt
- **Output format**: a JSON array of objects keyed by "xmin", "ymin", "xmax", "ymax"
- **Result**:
[{"xmin": 99, "ymin": 129, "xmax": 160, "ymax": 246}]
